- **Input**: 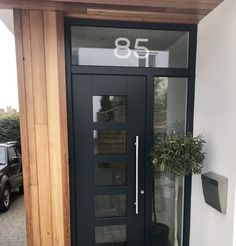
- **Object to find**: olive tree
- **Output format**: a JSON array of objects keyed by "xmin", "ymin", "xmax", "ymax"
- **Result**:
[{"xmin": 150, "ymin": 133, "xmax": 206, "ymax": 246}]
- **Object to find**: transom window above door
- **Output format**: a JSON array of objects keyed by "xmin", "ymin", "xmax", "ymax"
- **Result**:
[{"xmin": 71, "ymin": 26, "xmax": 189, "ymax": 68}]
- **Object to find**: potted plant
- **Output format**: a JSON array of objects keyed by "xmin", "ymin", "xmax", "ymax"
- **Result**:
[{"xmin": 150, "ymin": 132, "xmax": 206, "ymax": 246}]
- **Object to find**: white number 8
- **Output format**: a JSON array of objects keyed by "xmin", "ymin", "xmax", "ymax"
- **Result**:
[{"xmin": 114, "ymin": 37, "xmax": 131, "ymax": 59}]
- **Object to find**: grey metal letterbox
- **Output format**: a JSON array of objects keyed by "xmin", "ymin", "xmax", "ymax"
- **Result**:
[{"xmin": 201, "ymin": 172, "xmax": 228, "ymax": 214}]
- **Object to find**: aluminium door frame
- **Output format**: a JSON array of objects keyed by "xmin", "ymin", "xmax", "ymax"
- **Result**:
[{"xmin": 65, "ymin": 18, "xmax": 197, "ymax": 246}]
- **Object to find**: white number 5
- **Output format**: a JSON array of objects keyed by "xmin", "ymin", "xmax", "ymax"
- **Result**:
[{"xmin": 134, "ymin": 38, "xmax": 149, "ymax": 59}]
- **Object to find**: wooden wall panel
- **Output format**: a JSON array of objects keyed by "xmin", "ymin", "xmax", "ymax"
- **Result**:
[
  {"xmin": 35, "ymin": 124, "xmax": 53, "ymax": 246},
  {"xmin": 21, "ymin": 9, "xmax": 42, "ymax": 246},
  {"xmin": 13, "ymin": 9, "xmax": 33, "ymax": 246},
  {"xmin": 29, "ymin": 11, "xmax": 48, "ymax": 125},
  {"xmin": 13, "ymin": 9, "xmax": 70, "ymax": 246},
  {"xmin": 43, "ymin": 10, "xmax": 65, "ymax": 246},
  {"xmin": 30, "ymin": 186, "xmax": 41, "ymax": 246},
  {"xmin": 21, "ymin": 10, "xmax": 38, "ymax": 187}
]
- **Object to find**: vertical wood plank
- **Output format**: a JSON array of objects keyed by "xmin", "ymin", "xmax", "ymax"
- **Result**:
[
  {"xmin": 13, "ymin": 9, "xmax": 33, "ymax": 246},
  {"xmin": 29, "ymin": 11, "xmax": 53, "ymax": 245},
  {"xmin": 35, "ymin": 124, "xmax": 53, "ymax": 246},
  {"xmin": 56, "ymin": 12, "xmax": 71, "ymax": 246},
  {"xmin": 30, "ymin": 185, "xmax": 41, "ymax": 246},
  {"xmin": 21, "ymin": 10, "xmax": 38, "ymax": 187},
  {"xmin": 21, "ymin": 9, "xmax": 41, "ymax": 246},
  {"xmin": 43, "ymin": 10, "xmax": 65, "ymax": 246},
  {"xmin": 29, "ymin": 11, "xmax": 48, "ymax": 124}
]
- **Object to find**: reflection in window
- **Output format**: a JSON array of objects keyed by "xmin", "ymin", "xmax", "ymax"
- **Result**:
[
  {"xmin": 153, "ymin": 77, "xmax": 187, "ymax": 246},
  {"xmin": 95, "ymin": 162, "xmax": 126, "ymax": 186},
  {"xmin": 0, "ymin": 147, "xmax": 6, "ymax": 164},
  {"xmin": 8, "ymin": 147, "xmax": 17, "ymax": 160},
  {"xmin": 95, "ymin": 225, "xmax": 127, "ymax": 245},
  {"xmin": 93, "ymin": 96, "xmax": 126, "ymax": 123},
  {"xmin": 94, "ymin": 130, "xmax": 126, "ymax": 155},
  {"xmin": 154, "ymin": 77, "xmax": 187, "ymax": 137},
  {"xmin": 95, "ymin": 194, "xmax": 126, "ymax": 218}
]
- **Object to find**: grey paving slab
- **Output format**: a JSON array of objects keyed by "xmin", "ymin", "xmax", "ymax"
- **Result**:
[{"xmin": 0, "ymin": 193, "xmax": 26, "ymax": 246}]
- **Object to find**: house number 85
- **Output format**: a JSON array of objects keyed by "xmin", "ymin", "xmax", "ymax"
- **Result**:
[{"xmin": 114, "ymin": 37, "xmax": 149, "ymax": 59}]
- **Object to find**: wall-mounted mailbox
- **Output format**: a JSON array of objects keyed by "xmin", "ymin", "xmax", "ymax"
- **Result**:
[{"xmin": 201, "ymin": 172, "xmax": 228, "ymax": 214}]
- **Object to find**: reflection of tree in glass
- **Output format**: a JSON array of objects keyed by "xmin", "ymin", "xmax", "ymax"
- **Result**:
[
  {"xmin": 154, "ymin": 77, "xmax": 186, "ymax": 137},
  {"xmin": 112, "ymin": 97, "xmax": 126, "ymax": 122},
  {"xmin": 154, "ymin": 77, "xmax": 167, "ymax": 110},
  {"xmin": 99, "ymin": 96, "xmax": 114, "ymax": 121},
  {"xmin": 98, "ymin": 96, "xmax": 126, "ymax": 122},
  {"xmin": 111, "ymin": 96, "xmax": 126, "ymax": 108},
  {"xmin": 111, "ymin": 97, "xmax": 126, "ymax": 122},
  {"xmin": 168, "ymin": 120, "xmax": 185, "ymax": 136},
  {"xmin": 154, "ymin": 77, "xmax": 168, "ymax": 139}
]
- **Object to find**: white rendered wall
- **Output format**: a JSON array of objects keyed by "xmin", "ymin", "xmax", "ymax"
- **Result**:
[
  {"xmin": 191, "ymin": 0, "xmax": 236, "ymax": 245},
  {"xmin": 0, "ymin": 9, "xmax": 18, "ymax": 110}
]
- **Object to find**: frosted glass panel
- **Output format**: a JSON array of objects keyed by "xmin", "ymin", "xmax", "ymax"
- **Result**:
[{"xmin": 71, "ymin": 26, "xmax": 189, "ymax": 68}]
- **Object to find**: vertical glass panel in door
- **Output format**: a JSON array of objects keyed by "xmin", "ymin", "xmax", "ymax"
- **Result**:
[
  {"xmin": 95, "ymin": 225, "xmax": 127, "ymax": 246},
  {"xmin": 71, "ymin": 26, "xmax": 189, "ymax": 68},
  {"xmin": 153, "ymin": 77, "xmax": 187, "ymax": 246},
  {"xmin": 93, "ymin": 96, "xmax": 127, "ymax": 123}
]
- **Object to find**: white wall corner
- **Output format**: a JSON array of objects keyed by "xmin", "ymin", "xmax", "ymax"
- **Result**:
[{"xmin": 191, "ymin": 0, "xmax": 236, "ymax": 245}]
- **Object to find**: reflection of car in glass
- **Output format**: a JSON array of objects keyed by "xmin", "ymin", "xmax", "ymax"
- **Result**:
[{"xmin": 0, "ymin": 142, "xmax": 23, "ymax": 212}]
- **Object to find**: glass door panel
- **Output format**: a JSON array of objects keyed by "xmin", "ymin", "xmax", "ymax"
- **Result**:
[
  {"xmin": 93, "ymin": 96, "xmax": 127, "ymax": 123},
  {"xmin": 95, "ymin": 194, "xmax": 127, "ymax": 218},
  {"xmin": 95, "ymin": 225, "xmax": 127, "ymax": 246},
  {"xmin": 95, "ymin": 162, "xmax": 127, "ymax": 186},
  {"xmin": 94, "ymin": 130, "xmax": 127, "ymax": 155}
]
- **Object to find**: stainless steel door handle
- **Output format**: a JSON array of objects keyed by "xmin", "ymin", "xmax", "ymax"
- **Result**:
[{"xmin": 135, "ymin": 136, "xmax": 139, "ymax": 215}]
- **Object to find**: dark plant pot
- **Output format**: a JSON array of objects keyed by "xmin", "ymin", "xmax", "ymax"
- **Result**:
[{"xmin": 152, "ymin": 223, "xmax": 170, "ymax": 246}]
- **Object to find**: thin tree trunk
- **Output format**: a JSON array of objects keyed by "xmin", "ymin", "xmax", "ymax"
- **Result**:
[{"xmin": 174, "ymin": 176, "xmax": 179, "ymax": 246}]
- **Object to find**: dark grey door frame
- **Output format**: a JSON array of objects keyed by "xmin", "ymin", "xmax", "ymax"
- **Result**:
[{"xmin": 65, "ymin": 18, "xmax": 197, "ymax": 246}]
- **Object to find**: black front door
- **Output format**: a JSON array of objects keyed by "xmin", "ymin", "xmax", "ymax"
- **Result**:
[{"xmin": 71, "ymin": 74, "xmax": 146, "ymax": 246}]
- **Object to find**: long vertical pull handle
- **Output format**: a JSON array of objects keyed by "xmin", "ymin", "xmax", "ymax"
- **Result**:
[{"xmin": 135, "ymin": 136, "xmax": 139, "ymax": 215}]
